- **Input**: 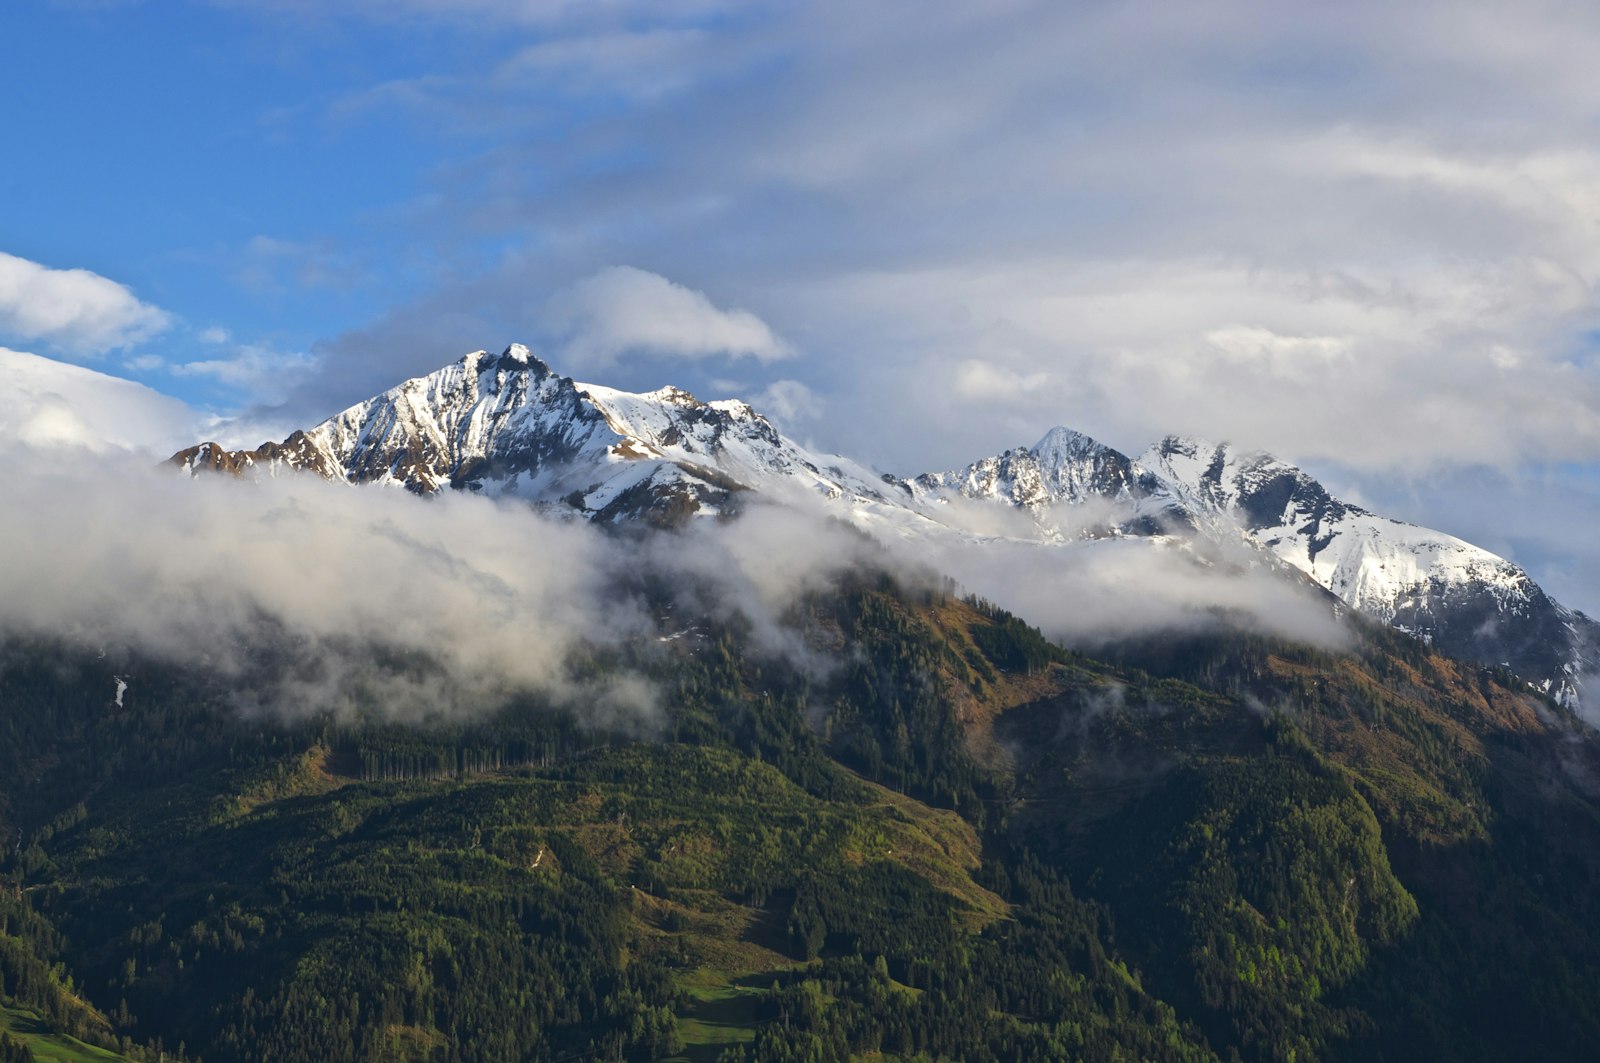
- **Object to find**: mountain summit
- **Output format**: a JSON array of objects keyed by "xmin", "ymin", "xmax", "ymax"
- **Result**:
[
  {"xmin": 173, "ymin": 344, "xmax": 1598, "ymax": 709},
  {"xmin": 173, "ymin": 344, "xmax": 898, "ymax": 525}
]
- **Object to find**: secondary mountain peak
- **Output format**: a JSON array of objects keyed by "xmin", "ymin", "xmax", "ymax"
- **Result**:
[{"xmin": 914, "ymin": 425, "xmax": 1150, "ymax": 518}]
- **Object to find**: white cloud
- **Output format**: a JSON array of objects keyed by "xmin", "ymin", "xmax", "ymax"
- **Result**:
[
  {"xmin": 954, "ymin": 359, "xmax": 1053, "ymax": 403},
  {"xmin": 793, "ymin": 254, "xmax": 1600, "ymax": 475},
  {"xmin": 754, "ymin": 379, "xmax": 821, "ymax": 426},
  {"xmin": 0, "ymin": 251, "xmax": 170, "ymax": 355},
  {"xmin": 0, "ymin": 454, "xmax": 655, "ymax": 725},
  {"xmin": 0, "ymin": 347, "xmax": 199, "ymax": 455},
  {"xmin": 1202, "ymin": 327, "xmax": 1352, "ymax": 382},
  {"xmin": 918, "ymin": 534, "xmax": 1350, "ymax": 654},
  {"xmin": 544, "ymin": 266, "xmax": 791, "ymax": 368}
]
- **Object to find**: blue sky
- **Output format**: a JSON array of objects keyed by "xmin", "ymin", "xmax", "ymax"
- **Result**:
[
  {"xmin": 5, "ymin": 0, "xmax": 1600, "ymax": 614},
  {"xmin": 2, "ymin": 2, "xmax": 482, "ymax": 397}
]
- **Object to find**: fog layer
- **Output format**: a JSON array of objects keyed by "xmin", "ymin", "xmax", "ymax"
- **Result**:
[{"xmin": 0, "ymin": 445, "xmax": 1347, "ymax": 724}]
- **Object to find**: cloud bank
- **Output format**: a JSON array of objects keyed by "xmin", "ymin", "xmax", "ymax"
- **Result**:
[
  {"xmin": 0, "ymin": 346, "xmax": 200, "ymax": 455},
  {"xmin": 904, "ymin": 514, "xmax": 1350, "ymax": 654},
  {"xmin": 0, "ymin": 450, "xmax": 694, "ymax": 726},
  {"xmin": 0, "ymin": 434, "xmax": 1348, "ymax": 729}
]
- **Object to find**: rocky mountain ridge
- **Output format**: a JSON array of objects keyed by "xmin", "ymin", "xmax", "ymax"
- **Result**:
[{"xmin": 173, "ymin": 344, "xmax": 902, "ymax": 525}]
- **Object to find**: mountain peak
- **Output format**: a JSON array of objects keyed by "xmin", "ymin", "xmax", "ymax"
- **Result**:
[
  {"xmin": 458, "ymin": 343, "xmax": 553, "ymax": 379},
  {"xmin": 1152, "ymin": 434, "xmax": 1228, "ymax": 460},
  {"xmin": 1029, "ymin": 426, "xmax": 1114, "ymax": 464},
  {"xmin": 641, "ymin": 384, "xmax": 704, "ymax": 408},
  {"xmin": 171, "ymin": 343, "xmax": 891, "ymax": 524}
]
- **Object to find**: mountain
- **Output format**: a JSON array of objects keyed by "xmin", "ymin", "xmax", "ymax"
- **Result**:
[
  {"xmin": 172, "ymin": 344, "xmax": 902, "ymax": 526},
  {"xmin": 1140, "ymin": 435, "xmax": 1598, "ymax": 701},
  {"xmin": 918, "ymin": 429, "xmax": 1599, "ymax": 707},
  {"xmin": 909, "ymin": 426, "xmax": 1176, "ymax": 538},
  {"xmin": 172, "ymin": 344, "xmax": 1598, "ymax": 710},
  {"xmin": 12, "ymin": 346, "xmax": 1600, "ymax": 1062}
]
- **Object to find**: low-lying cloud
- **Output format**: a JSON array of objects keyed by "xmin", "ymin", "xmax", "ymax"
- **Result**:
[
  {"xmin": 0, "ymin": 446, "xmax": 903, "ymax": 728},
  {"xmin": 0, "ymin": 437, "xmax": 1350, "ymax": 729},
  {"xmin": 0, "ymin": 453, "xmax": 646, "ymax": 724},
  {"xmin": 915, "ymin": 529, "xmax": 1350, "ymax": 653}
]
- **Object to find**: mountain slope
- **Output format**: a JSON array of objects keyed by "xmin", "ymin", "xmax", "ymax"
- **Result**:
[{"xmin": 1140, "ymin": 435, "xmax": 1598, "ymax": 702}]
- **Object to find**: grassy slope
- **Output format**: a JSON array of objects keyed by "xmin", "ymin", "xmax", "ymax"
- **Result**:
[
  {"xmin": 0, "ymin": 1003, "xmax": 127, "ymax": 1062},
  {"xmin": 666, "ymin": 969, "xmax": 766, "ymax": 1062}
]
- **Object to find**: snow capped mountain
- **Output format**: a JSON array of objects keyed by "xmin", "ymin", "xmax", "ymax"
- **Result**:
[
  {"xmin": 1137, "ymin": 435, "xmax": 1598, "ymax": 705},
  {"xmin": 173, "ymin": 345, "xmax": 904, "ymax": 525},
  {"xmin": 926, "ymin": 429, "xmax": 1599, "ymax": 706},
  {"xmin": 907, "ymin": 427, "xmax": 1178, "ymax": 539},
  {"xmin": 172, "ymin": 344, "xmax": 1598, "ymax": 708}
]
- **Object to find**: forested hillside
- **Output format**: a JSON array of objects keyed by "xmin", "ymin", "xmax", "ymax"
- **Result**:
[{"xmin": 2, "ymin": 565, "xmax": 1598, "ymax": 1061}]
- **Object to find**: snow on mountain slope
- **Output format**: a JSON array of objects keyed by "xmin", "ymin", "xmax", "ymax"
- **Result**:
[
  {"xmin": 914, "ymin": 426, "xmax": 1596, "ymax": 706},
  {"xmin": 173, "ymin": 345, "xmax": 909, "ymax": 525},
  {"xmin": 1138, "ymin": 435, "xmax": 1599, "ymax": 704},
  {"xmin": 912, "ymin": 427, "xmax": 1141, "ymax": 509},
  {"xmin": 1140, "ymin": 436, "xmax": 1516, "ymax": 616}
]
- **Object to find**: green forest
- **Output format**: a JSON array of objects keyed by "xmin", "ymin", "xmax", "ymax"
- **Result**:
[{"xmin": 2, "ymin": 567, "xmax": 1599, "ymax": 1061}]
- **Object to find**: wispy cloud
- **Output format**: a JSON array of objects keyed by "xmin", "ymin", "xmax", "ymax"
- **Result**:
[
  {"xmin": 214, "ymin": 0, "xmax": 751, "ymax": 25},
  {"xmin": 753, "ymin": 379, "xmax": 821, "ymax": 428},
  {"xmin": 544, "ymin": 266, "xmax": 791, "ymax": 369},
  {"xmin": 237, "ymin": 235, "xmax": 368, "ymax": 294},
  {"xmin": 171, "ymin": 341, "xmax": 320, "ymax": 404}
]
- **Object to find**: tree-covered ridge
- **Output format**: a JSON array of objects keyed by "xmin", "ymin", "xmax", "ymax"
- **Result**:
[{"xmin": 1, "ymin": 569, "xmax": 1599, "ymax": 1060}]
